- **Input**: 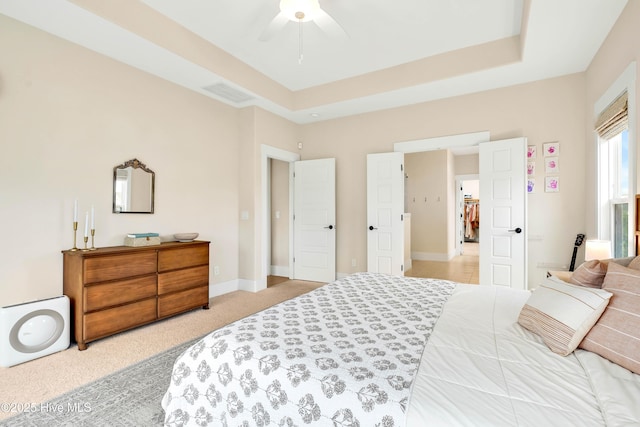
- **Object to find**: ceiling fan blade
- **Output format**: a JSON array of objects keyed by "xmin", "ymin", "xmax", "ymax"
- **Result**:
[
  {"xmin": 259, "ymin": 12, "xmax": 289, "ymax": 41},
  {"xmin": 314, "ymin": 8, "xmax": 348, "ymax": 38}
]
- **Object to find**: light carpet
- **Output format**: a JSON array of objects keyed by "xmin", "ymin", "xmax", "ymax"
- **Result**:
[{"xmin": 0, "ymin": 279, "xmax": 323, "ymax": 425}]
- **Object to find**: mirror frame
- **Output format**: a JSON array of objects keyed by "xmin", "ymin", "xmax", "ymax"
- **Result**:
[{"xmin": 112, "ymin": 158, "xmax": 155, "ymax": 214}]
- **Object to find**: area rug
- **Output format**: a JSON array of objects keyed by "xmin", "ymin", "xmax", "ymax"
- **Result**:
[{"xmin": 0, "ymin": 337, "xmax": 199, "ymax": 426}]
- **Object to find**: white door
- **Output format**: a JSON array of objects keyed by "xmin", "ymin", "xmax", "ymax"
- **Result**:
[
  {"xmin": 367, "ymin": 152, "xmax": 405, "ymax": 275},
  {"xmin": 293, "ymin": 158, "xmax": 336, "ymax": 282},
  {"xmin": 479, "ymin": 138, "xmax": 527, "ymax": 289}
]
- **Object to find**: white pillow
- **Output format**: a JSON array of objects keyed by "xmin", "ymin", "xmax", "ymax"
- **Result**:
[{"xmin": 518, "ymin": 278, "xmax": 612, "ymax": 356}]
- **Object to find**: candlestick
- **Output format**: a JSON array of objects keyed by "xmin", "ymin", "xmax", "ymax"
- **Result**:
[
  {"xmin": 70, "ymin": 221, "xmax": 79, "ymax": 251},
  {"xmin": 84, "ymin": 211, "xmax": 89, "ymax": 238},
  {"xmin": 82, "ymin": 235, "xmax": 89, "ymax": 251},
  {"xmin": 90, "ymin": 228, "xmax": 96, "ymax": 250},
  {"xmin": 74, "ymin": 199, "xmax": 78, "ymax": 223},
  {"xmin": 91, "ymin": 205, "xmax": 95, "ymax": 229}
]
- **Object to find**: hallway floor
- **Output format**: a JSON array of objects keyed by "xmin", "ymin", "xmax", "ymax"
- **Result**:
[
  {"xmin": 268, "ymin": 242, "xmax": 480, "ymax": 286},
  {"xmin": 405, "ymin": 242, "xmax": 479, "ymax": 284}
]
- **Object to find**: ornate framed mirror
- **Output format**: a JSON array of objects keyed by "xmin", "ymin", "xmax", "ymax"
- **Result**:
[{"xmin": 113, "ymin": 158, "xmax": 155, "ymax": 213}]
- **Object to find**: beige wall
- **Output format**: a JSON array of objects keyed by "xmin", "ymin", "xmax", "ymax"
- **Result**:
[
  {"xmin": 405, "ymin": 150, "xmax": 450, "ymax": 259},
  {"xmin": 585, "ymin": 1, "xmax": 640, "ymax": 241},
  {"xmin": 0, "ymin": 15, "xmax": 241, "ymax": 306},
  {"xmin": 4, "ymin": 2, "xmax": 638, "ymax": 303},
  {"xmin": 300, "ymin": 73, "xmax": 587, "ymax": 287},
  {"xmin": 455, "ymin": 154, "xmax": 480, "ymax": 175},
  {"xmin": 237, "ymin": 107, "xmax": 258, "ymax": 284},
  {"xmin": 237, "ymin": 107, "xmax": 299, "ymax": 286}
]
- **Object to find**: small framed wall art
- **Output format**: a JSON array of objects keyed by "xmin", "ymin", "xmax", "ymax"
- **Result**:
[
  {"xmin": 545, "ymin": 157, "xmax": 559, "ymax": 173},
  {"xmin": 543, "ymin": 141, "xmax": 560, "ymax": 157},
  {"xmin": 545, "ymin": 176, "xmax": 559, "ymax": 193}
]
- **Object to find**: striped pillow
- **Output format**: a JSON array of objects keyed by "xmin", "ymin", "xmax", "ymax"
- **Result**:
[
  {"xmin": 570, "ymin": 259, "xmax": 607, "ymax": 288},
  {"xmin": 579, "ymin": 262, "xmax": 640, "ymax": 374},
  {"xmin": 518, "ymin": 278, "xmax": 612, "ymax": 356}
]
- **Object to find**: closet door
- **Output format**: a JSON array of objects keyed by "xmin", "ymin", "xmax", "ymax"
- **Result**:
[
  {"xmin": 479, "ymin": 138, "xmax": 527, "ymax": 289},
  {"xmin": 293, "ymin": 158, "xmax": 336, "ymax": 283},
  {"xmin": 367, "ymin": 152, "xmax": 405, "ymax": 275}
]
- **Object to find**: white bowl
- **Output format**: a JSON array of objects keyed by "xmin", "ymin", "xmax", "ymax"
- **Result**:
[{"xmin": 174, "ymin": 233, "xmax": 198, "ymax": 242}]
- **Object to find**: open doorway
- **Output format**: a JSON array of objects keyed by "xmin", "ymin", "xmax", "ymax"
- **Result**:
[
  {"xmin": 403, "ymin": 152, "xmax": 480, "ymax": 283},
  {"xmin": 395, "ymin": 132, "xmax": 487, "ymax": 283},
  {"xmin": 261, "ymin": 145, "xmax": 299, "ymax": 292},
  {"xmin": 269, "ymin": 158, "xmax": 290, "ymax": 287},
  {"xmin": 261, "ymin": 146, "xmax": 336, "ymax": 290},
  {"xmin": 456, "ymin": 175, "xmax": 480, "ymax": 255}
]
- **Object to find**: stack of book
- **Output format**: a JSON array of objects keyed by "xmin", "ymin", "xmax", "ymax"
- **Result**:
[{"xmin": 124, "ymin": 232, "xmax": 161, "ymax": 247}]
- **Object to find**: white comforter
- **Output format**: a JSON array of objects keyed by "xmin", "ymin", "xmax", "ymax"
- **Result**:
[
  {"xmin": 162, "ymin": 274, "xmax": 640, "ymax": 426},
  {"xmin": 407, "ymin": 284, "xmax": 640, "ymax": 426}
]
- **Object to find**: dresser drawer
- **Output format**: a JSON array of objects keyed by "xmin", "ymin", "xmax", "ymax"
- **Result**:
[
  {"xmin": 84, "ymin": 275, "xmax": 157, "ymax": 312},
  {"xmin": 158, "ymin": 265, "xmax": 208, "ymax": 295},
  {"xmin": 84, "ymin": 297, "xmax": 156, "ymax": 341},
  {"xmin": 158, "ymin": 244, "xmax": 208, "ymax": 272},
  {"xmin": 158, "ymin": 286, "xmax": 208, "ymax": 318},
  {"xmin": 83, "ymin": 252, "xmax": 157, "ymax": 283}
]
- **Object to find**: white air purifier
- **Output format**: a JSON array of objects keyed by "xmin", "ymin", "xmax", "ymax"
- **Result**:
[{"xmin": 0, "ymin": 296, "xmax": 70, "ymax": 367}]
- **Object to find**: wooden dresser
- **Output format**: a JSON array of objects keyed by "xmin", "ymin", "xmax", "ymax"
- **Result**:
[{"xmin": 62, "ymin": 241, "xmax": 209, "ymax": 350}]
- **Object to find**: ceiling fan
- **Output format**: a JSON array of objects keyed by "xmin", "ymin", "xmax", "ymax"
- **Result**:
[{"xmin": 259, "ymin": 0, "xmax": 347, "ymax": 62}]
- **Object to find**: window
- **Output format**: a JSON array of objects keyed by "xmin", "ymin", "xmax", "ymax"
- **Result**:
[
  {"xmin": 608, "ymin": 129, "xmax": 629, "ymax": 257},
  {"xmin": 597, "ymin": 92, "xmax": 631, "ymax": 257}
]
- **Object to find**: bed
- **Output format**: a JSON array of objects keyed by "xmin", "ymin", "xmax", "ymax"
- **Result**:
[{"xmin": 161, "ymin": 272, "xmax": 640, "ymax": 426}]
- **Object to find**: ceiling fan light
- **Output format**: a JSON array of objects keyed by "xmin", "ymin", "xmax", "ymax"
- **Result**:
[{"xmin": 279, "ymin": 0, "xmax": 320, "ymax": 22}]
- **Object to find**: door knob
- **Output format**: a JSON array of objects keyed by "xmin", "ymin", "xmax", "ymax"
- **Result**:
[
  {"xmin": 369, "ymin": 226, "xmax": 378, "ymax": 231},
  {"xmin": 324, "ymin": 225, "xmax": 334, "ymax": 230},
  {"xmin": 508, "ymin": 227, "xmax": 522, "ymax": 234}
]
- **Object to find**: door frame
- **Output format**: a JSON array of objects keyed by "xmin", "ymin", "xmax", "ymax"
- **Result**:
[
  {"xmin": 394, "ymin": 131, "xmax": 490, "ymax": 154},
  {"xmin": 261, "ymin": 145, "xmax": 300, "ymax": 290}
]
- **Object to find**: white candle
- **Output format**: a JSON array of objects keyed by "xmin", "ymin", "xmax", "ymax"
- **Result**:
[
  {"xmin": 74, "ymin": 199, "xmax": 78, "ymax": 223},
  {"xmin": 91, "ymin": 205, "xmax": 95, "ymax": 229},
  {"xmin": 84, "ymin": 212, "xmax": 89, "ymax": 237}
]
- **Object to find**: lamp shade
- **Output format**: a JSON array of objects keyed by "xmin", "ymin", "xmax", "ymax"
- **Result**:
[{"xmin": 585, "ymin": 240, "xmax": 612, "ymax": 261}]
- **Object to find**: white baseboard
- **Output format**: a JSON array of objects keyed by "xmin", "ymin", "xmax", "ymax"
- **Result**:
[
  {"xmin": 238, "ymin": 279, "xmax": 259, "ymax": 292},
  {"xmin": 209, "ymin": 278, "xmax": 262, "ymax": 297},
  {"xmin": 404, "ymin": 258, "xmax": 413, "ymax": 271},
  {"xmin": 270, "ymin": 265, "xmax": 290, "ymax": 277},
  {"xmin": 209, "ymin": 279, "xmax": 239, "ymax": 298}
]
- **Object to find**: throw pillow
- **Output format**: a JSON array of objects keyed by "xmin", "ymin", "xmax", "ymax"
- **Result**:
[
  {"xmin": 570, "ymin": 259, "xmax": 607, "ymax": 288},
  {"xmin": 579, "ymin": 262, "xmax": 640, "ymax": 374},
  {"xmin": 626, "ymin": 255, "xmax": 640, "ymax": 270},
  {"xmin": 518, "ymin": 278, "xmax": 612, "ymax": 356}
]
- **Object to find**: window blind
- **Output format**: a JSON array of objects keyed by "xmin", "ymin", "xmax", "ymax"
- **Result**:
[{"xmin": 595, "ymin": 92, "xmax": 628, "ymax": 140}]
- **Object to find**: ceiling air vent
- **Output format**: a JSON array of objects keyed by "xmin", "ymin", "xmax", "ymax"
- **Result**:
[{"xmin": 202, "ymin": 83, "xmax": 254, "ymax": 104}]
